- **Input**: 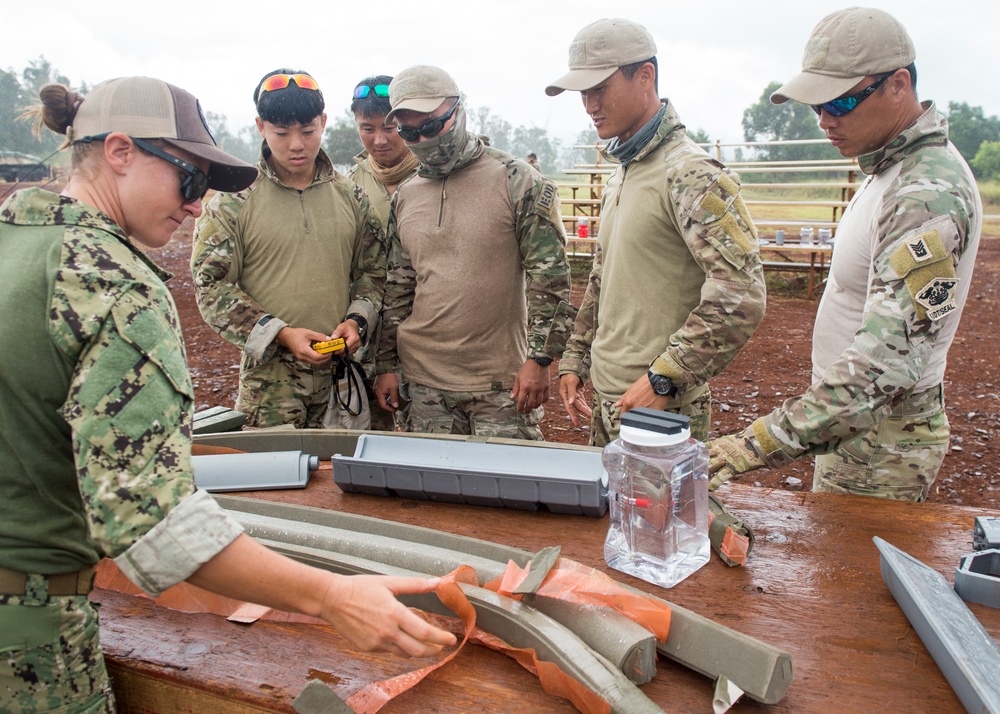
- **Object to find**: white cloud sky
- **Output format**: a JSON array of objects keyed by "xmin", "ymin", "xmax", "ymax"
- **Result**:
[{"xmin": 5, "ymin": 0, "xmax": 998, "ymax": 152}]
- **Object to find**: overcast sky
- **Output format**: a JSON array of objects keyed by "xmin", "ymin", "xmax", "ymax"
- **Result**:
[{"xmin": 6, "ymin": 1, "xmax": 998, "ymax": 151}]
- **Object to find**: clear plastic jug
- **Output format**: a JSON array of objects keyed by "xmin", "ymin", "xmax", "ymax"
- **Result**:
[{"xmin": 603, "ymin": 409, "xmax": 710, "ymax": 588}]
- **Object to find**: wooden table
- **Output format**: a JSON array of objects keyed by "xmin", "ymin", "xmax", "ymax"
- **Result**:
[
  {"xmin": 95, "ymin": 469, "xmax": 999, "ymax": 713},
  {"xmin": 758, "ymin": 242, "xmax": 833, "ymax": 299}
]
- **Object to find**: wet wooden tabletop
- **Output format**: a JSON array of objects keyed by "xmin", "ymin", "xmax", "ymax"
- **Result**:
[{"xmin": 96, "ymin": 467, "xmax": 1000, "ymax": 713}]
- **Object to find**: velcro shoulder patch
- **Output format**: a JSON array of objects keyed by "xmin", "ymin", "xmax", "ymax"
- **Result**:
[
  {"xmin": 914, "ymin": 277, "xmax": 960, "ymax": 321},
  {"xmin": 890, "ymin": 229, "xmax": 947, "ymax": 277},
  {"xmin": 537, "ymin": 181, "xmax": 557, "ymax": 212},
  {"xmin": 884, "ymin": 220, "xmax": 958, "ymax": 322},
  {"xmin": 699, "ymin": 189, "xmax": 756, "ymax": 256}
]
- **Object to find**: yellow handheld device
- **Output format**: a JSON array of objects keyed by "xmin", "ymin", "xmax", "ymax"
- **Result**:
[{"xmin": 311, "ymin": 337, "xmax": 346, "ymax": 355}]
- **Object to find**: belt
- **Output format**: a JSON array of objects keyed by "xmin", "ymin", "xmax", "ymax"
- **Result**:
[{"xmin": 0, "ymin": 566, "xmax": 96, "ymax": 596}]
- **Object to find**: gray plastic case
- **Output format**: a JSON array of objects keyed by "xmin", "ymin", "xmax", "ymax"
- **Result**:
[{"xmin": 332, "ymin": 434, "xmax": 608, "ymax": 516}]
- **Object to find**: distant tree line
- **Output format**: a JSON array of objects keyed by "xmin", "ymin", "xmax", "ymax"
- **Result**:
[{"xmin": 4, "ymin": 58, "xmax": 999, "ymax": 181}]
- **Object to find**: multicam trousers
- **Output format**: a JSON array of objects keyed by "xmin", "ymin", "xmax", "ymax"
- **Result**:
[
  {"xmin": 1, "ymin": 577, "xmax": 113, "ymax": 713},
  {"xmin": 403, "ymin": 382, "xmax": 543, "ymax": 440},
  {"xmin": 589, "ymin": 390, "xmax": 712, "ymax": 447},
  {"xmin": 813, "ymin": 384, "xmax": 949, "ymax": 501},
  {"xmin": 237, "ymin": 350, "xmax": 370, "ymax": 430}
]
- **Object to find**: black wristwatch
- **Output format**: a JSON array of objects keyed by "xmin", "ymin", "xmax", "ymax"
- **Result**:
[
  {"xmin": 533, "ymin": 355, "xmax": 553, "ymax": 367},
  {"xmin": 647, "ymin": 370, "xmax": 677, "ymax": 397},
  {"xmin": 346, "ymin": 314, "xmax": 368, "ymax": 342}
]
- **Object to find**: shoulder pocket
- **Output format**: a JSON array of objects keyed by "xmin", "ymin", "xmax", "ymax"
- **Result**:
[
  {"xmin": 692, "ymin": 172, "xmax": 758, "ymax": 271},
  {"xmin": 104, "ymin": 295, "xmax": 193, "ymax": 442},
  {"xmin": 877, "ymin": 215, "xmax": 959, "ymax": 321}
]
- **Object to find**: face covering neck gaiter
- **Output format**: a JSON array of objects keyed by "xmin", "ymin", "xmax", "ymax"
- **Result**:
[{"xmin": 407, "ymin": 103, "xmax": 483, "ymax": 178}]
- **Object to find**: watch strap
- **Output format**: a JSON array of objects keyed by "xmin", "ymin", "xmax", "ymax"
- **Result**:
[{"xmin": 346, "ymin": 314, "xmax": 368, "ymax": 340}]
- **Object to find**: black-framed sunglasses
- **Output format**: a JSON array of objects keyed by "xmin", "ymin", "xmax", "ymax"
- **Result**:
[
  {"xmin": 354, "ymin": 83, "xmax": 390, "ymax": 99},
  {"xmin": 130, "ymin": 137, "xmax": 210, "ymax": 202},
  {"xmin": 396, "ymin": 100, "xmax": 460, "ymax": 142},
  {"xmin": 76, "ymin": 133, "xmax": 210, "ymax": 202},
  {"xmin": 811, "ymin": 71, "xmax": 895, "ymax": 117}
]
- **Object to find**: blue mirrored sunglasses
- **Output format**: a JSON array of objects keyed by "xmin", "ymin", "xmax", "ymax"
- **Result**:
[
  {"xmin": 811, "ymin": 72, "xmax": 894, "ymax": 117},
  {"xmin": 354, "ymin": 84, "xmax": 390, "ymax": 99}
]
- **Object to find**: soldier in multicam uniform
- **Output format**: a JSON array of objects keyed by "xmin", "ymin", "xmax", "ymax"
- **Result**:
[
  {"xmin": 0, "ymin": 76, "xmax": 453, "ymax": 713},
  {"xmin": 373, "ymin": 65, "xmax": 575, "ymax": 440},
  {"xmin": 707, "ymin": 8, "xmax": 982, "ymax": 501},
  {"xmin": 546, "ymin": 18, "xmax": 766, "ymax": 446},
  {"xmin": 191, "ymin": 69, "xmax": 386, "ymax": 430},
  {"xmin": 347, "ymin": 74, "xmax": 419, "ymax": 431}
]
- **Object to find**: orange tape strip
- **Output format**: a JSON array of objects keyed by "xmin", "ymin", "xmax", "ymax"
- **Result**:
[{"xmin": 488, "ymin": 558, "xmax": 671, "ymax": 642}]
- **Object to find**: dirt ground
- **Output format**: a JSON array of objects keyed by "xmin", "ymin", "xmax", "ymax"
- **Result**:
[{"xmin": 155, "ymin": 221, "xmax": 999, "ymax": 508}]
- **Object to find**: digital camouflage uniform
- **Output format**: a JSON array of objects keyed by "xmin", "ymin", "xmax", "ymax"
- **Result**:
[
  {"xmin": 192, "ymin": 148, "xmax": 386, "ymax": 428},
  {"xmin": 348, "ymin": 151, "xmax": 417, "ymax": 432},
  {"xmin": 559, "ymin": 102, "xmax": 766, "ymax": 446},
  {"xmin": 377, "ymin": 106, "xmax": 575, "ymax": 439},
  {"xmin": 0, "ymin": 189, "xmax": 243, "ymax": 711},
  {"xmin": 737, "ymin": 104, "xmax": 981, "ymax": 500}
]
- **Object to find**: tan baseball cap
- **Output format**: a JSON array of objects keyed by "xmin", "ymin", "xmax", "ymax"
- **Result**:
[
  {"xmin": 545, "ymin": 18, "xmax": 657, "ymax": 96},
  {"xmin": 72, "ymin": 76, "xmax": 257, "ymax": 192},
  {"xmin": 386, "ymin": 66, "xmax": 460, "ymax": 122},
  {"xmin": 770, "ymin": 7, "xmax": 915, "ymax": 105}
]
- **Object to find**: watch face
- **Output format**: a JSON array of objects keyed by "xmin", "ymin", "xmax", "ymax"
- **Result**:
[{"xmin": 648, "ymin": 372, "xmax": 674, "ymax": 396}]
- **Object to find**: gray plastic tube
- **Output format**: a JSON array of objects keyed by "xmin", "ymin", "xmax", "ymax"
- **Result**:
[{"xmin": 193, "ymin": 451, "xmax": 318, "ymax": 492}]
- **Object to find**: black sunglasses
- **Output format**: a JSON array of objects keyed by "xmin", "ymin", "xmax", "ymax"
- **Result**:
[
  {"xmin": 397, "ymin": 100, "xmax": 460, "ymax": 142},
  {"xmin": 130, "ymin": 137, "xmax": 210, "ymax": 202},
  {"xmin": 811, "ymin": 72, "xmax": 894, "ymax": 117}
]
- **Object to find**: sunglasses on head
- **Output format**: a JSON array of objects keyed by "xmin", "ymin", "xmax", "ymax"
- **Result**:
[
  {"xmin": 811, "ymin": 71, "xmax": 894, "ymax": 117},
  {"xmin": 260, "ymin": 73, "xmax": 320, "ymax": 94},
  {"xmin": 396, "ymin": 100, "xmax": 460, "ymax": 142},
  {"xmin": 354, "ymin": 83, "xmax": 390, "ymax": 99},
  {"xmin": 131, "ymin": 137, "xmax": 210, "ymax": 202}
]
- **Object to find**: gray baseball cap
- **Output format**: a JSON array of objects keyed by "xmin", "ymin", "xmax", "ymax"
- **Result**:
[
  {"xmin": 771, "ymin": 7, "xmax": 915, "ymax": 105},
  {"xmin": 545, "ymin": 18, "xmax": 657, "ymax": 96},
  {"xmin": 71, "ymin": 76, "xmax": 257, "ymax": 192},
  {"xmin": 386, "ymin": 65, "xmax": 460, "ymax": 121}
]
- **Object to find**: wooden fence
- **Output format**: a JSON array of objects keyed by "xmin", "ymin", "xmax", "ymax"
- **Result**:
[{"xmin": 557, "ymin": 139, "xmax": 857, "ymax": 297}]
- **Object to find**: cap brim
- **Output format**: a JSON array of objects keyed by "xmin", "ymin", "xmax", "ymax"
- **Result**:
[
  {"xmin": 545, "ymin": 66, "xmax": 619, "ymax": 96},
  {"xmin": 166, "ymin": 138, "xmax": 258, "ymax": 192},
  {"xmin": 385, "ymin": 97, "xmax": 450, "ymax": 123},
  {"xmin": 769, "ymin": 71, "xmax": 865, "ymax": 105}
]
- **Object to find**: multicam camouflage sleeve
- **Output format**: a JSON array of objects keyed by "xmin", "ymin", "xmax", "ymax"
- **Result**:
[
  {"xmin": 346, "ymin": 183, "xmax": 389, "ymax": 331},
  {"xmin": 375, "ymin": 198, "xmax": 416, "ymax": 375},
  {"xmin": 190, "ymin": 188, "xmax": 272, "ymax": 354},
  {"xmin": 503, "ymin": 154, "xmax": 576, "ymax": 359},
  {"xmin": 647, "ymin": 169, "xmax": 767, "ymax": 394},
  {"xmin": 754, "ymin": 166, "xmax": 978, "ymax": 468},
  {"xmin": 558, "ymin": 241, "xmax": 600, "ymax": 383}
]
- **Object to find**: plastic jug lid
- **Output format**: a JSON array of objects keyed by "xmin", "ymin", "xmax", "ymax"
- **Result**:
[
  {"xmin": 620, "ymin": 408, "xmax": 689, "ymax": 433},
  {"xmin": 619, "ymin": 409, "xmax": 691, "ymax": 445}
]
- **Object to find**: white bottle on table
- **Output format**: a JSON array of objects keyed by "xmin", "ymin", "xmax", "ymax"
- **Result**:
[
  {"xmin": 799, "ymin": 226, "xmax": 814, "ymax": 246},
  {"xmin": 603, "ymin": 409, "xmax": 710, "ymax": 589}
]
